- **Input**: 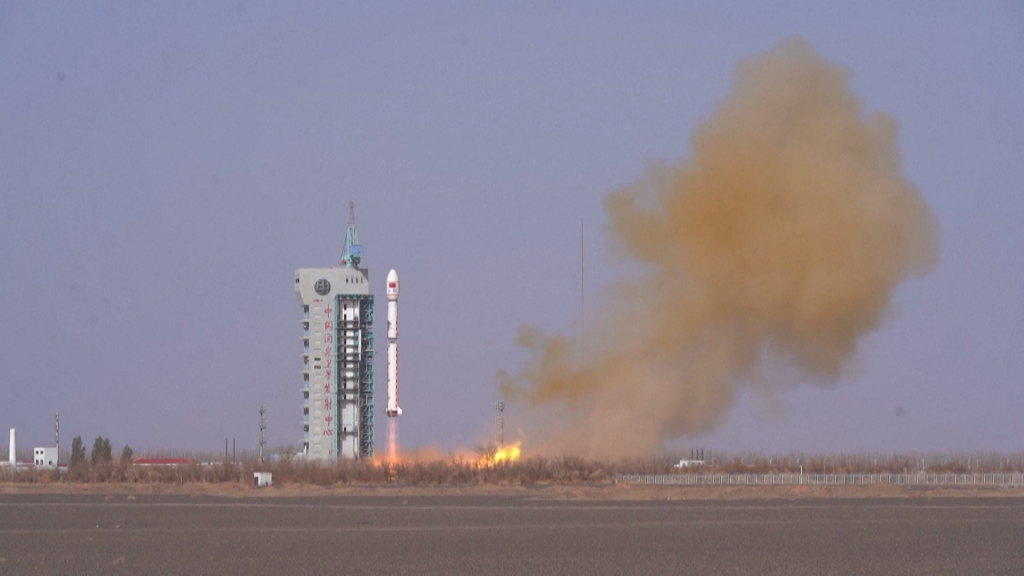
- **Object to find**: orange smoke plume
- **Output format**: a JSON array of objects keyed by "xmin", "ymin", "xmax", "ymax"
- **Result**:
[{"xmin": 499, "ymin": 38, "xmax": 940, "ymax": 459}]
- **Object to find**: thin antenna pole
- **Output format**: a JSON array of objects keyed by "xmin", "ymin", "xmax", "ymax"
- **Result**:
[
  {"xmin": 495, "ymin": 400, "xmax": 505, "ymax": 447},
  {"xmin": 258, "ymin": 404, "xmax": 268, "ymax": 464},
  {"xmin": 581, "ymin": 219, "xmax": 585, "ymax": 365}
]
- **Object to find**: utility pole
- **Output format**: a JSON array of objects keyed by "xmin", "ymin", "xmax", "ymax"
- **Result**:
[
  {"xmin": 54, "ymin": 412, "xmax": 59, "ymax": 450},
  {"xmin": 258, "ymin": 404, "xmax": 268, "ymax": 463}
]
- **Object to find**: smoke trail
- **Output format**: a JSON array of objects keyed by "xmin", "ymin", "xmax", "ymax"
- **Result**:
[{"xmin": 499, "ymin": 38, "xmax": 940, "ymax": 459}]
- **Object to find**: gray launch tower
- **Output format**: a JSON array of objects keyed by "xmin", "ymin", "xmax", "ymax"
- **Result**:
[{"xmin": 294, "ymin": 202, "xmax": 375, "ymax": 460}]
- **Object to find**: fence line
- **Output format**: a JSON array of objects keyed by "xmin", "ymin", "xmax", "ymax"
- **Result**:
[{"xmin": 618, "ymin": 473, "xmax": 1024, "ymax": 487}]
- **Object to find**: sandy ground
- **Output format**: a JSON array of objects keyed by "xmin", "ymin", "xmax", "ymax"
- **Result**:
[{"xmin": 3, "ymin": 481, "xmax": 1024, "ymax": 500}]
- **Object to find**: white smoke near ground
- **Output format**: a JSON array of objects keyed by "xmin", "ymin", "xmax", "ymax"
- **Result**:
[{"xmin": 499, "ymin": 38, "xmax": 940, "ymax": 459}]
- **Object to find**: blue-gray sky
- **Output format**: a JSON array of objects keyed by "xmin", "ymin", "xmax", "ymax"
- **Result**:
[{"xmin": 1, "ymin": 2, "xmax": 1022, "ymax": 455}]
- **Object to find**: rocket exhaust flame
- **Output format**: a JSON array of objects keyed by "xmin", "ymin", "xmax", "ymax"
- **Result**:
[
  {"xmin": 499, "ymin": 39, "xmax": 940, "ymax": 459},
  {"xmin": 387, "ymin": 419, "xmax": 400, "ymax": 464}
]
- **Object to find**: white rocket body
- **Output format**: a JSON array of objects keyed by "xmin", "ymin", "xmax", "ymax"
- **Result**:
[
  {"xmin": 387, "ymin": 301, "xmax": 398, "ymax": 340},
  {"xmin": 8, "ymin": 428, "xmax": 15, "ymax": 468},
  {"xmin": 385, "ymin": 269, "xmax": 402, "ymax": 417}
]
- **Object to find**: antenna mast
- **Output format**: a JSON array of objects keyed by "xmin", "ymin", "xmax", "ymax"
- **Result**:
[
  {"xmin": 495, "ymin": 400, "xmax": 505, "ymax": 447},
  {"xmin": 258, "ymin": 404, "xmax": 267, "ymax": 463},
  {"xmin": 340, "ymin": 201, "xmax": 363, "ymax": 268},
  {"xmin": 581, "ymin": 219, "xmax": 585, "ymax": 365}
]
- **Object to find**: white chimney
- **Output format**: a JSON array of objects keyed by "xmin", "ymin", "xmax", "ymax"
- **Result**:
[{"xmin": 9, "ymin": 428, "xmax": 15, "ymax": 467}]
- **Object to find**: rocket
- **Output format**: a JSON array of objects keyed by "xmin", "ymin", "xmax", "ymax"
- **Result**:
[{"xmin": 385, "ymin": 269, "xmax": 402, "ymax": 417}]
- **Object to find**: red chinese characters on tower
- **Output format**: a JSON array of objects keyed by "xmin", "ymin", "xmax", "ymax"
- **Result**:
[{"xmin": 313, "ymin": 303, "xmax": 338, "ymax": 445}]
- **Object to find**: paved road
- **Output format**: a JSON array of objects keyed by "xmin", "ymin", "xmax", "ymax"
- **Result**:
[{"xmin": 0, "ymin": 494, "xmax": 1022, "ymax": 575}]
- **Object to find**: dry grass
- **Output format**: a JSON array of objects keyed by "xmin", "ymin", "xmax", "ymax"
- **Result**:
[{"xmin": 2, "ymin": 450, "xmax": 1022, "ymax": 486}]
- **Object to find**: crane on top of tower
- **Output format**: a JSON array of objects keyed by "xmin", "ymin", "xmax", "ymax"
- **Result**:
[{"xmin": 340, "ymin": 200, "xmax": 363, "ymax": 268}]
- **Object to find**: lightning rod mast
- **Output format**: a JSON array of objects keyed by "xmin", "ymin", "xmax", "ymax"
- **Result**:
[
  {"xmin": 495, "ymin": 400, "xmax": 505, "ymax": 447},
  {"xmin": 340, "ymin": 201, "xmax": 363, "ymax": 268},
  {"xmin": 258, "ymin": 404, "xmax": 267, "ymax": 464}
]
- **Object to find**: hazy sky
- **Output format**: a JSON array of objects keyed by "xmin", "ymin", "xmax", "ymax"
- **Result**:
[{"xmin": 1, "ymin": 2, "xmax": 1022, "ymax": 456}]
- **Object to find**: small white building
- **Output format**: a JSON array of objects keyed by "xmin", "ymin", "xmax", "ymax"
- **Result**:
[
  {"xmin": 253, "ymin": 472, "xmax": 273, "ymax": 487},
  {"xmin": 33, "ymin": 447, "xmax": 57, "ymax": 469}
]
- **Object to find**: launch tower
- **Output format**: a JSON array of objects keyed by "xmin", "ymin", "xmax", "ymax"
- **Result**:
[{"xmin": 294, "ymin": 202, "xmax": 375, "ymax": 460}]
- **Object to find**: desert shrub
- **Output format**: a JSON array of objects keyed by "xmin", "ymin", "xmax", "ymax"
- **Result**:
[{"xmin": 10, "ymin": 468, "xmax": 60, "ymax": 484}]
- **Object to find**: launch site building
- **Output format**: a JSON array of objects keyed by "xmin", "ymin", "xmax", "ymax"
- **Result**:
[{"xmin": 294, "ymin": 203, "xmax": 375, "ymax": 460}]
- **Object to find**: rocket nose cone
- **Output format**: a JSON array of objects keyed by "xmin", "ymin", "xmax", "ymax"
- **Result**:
[{"xmin": 386, "ymin": 269, "xmax": 400, "ymax": 299}]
